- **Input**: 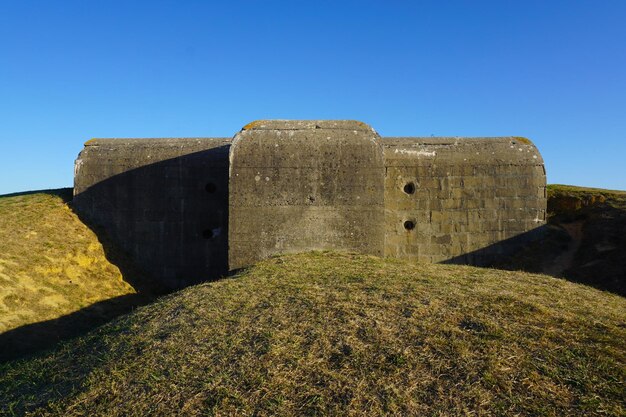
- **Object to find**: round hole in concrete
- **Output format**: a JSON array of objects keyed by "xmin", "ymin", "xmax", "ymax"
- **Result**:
[
  {"xmin": 403, "ymin": 182, "xmax": 416, "ymax": 194},
  {"xmin": 202, "ymin": 229, "xmax": 214, "ymax": 239},
  {"xmin": 205, "ymin": 182, "xmax": 217, "ymax": 193},
  {"xmin": 404, "ymin": 220, "xmax": 415, "ymax": 231}
]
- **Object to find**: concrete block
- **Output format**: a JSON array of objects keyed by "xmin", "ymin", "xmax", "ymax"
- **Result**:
[
  {"xmin": 228, "ymin": 120, "xmax": 385, "ymax": 270},
  {"xmin": 73, "ymin": 126, "xmax": 547, "ymax": 285}
]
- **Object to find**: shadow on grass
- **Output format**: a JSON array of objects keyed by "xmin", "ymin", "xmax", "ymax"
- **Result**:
[
  {"xmin": 0, "ymin": 188, "xmax": 165, "ymax": 363},
  {"xmin": 0, "ymin": 293, "xmax": 154, "ymax": 363},
  {"xmin": 445, "ymin": 209, "xmax": 626, "ymax": 297},
  {"xmin": 2, "ymin": 184, "xmax": 623, "ymax": 363},
  {"xmin": 2, "ymin": 189, "xmax": 165, "ymax": 293},
  {"xmin": 1, "ymin": 177, "xmax": 231, "ymax": 362}
]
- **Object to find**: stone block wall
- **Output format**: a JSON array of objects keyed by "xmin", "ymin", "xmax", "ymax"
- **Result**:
[
  {"xmin": 74, "ymin": 138, "xmax": 230, "ymax": 289},
  {"xmin": 384, "ymin": 137, "xmax": 546, "ymax": 265},
  {"xmin": 72, "ymin": 121, "xmax": 547, "ymax": 288}
]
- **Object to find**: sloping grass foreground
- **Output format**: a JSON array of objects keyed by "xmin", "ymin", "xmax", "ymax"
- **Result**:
[
  {"xmin": 2, "ymin": 252, "xmax": 624, "ymax": 416},
  {"xmin": 0, "ymin": 189, "xmax": 139, "ymax": 358}
]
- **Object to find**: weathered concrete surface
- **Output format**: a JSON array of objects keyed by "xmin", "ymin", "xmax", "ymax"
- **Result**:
[
  {"xmin": 383, "ymin": 137, "xmax": 546, "ymax": 265},
  {"xmin": 228, "ymin": 120, "xmax": 385, "ymax": 270},
  {"xmin": 72, "ymin": 122, "xmax": 547, "ymax": 286},
  {"xmin": 74, "ymin": 138, "xmax": 231, "ymax": 289}
]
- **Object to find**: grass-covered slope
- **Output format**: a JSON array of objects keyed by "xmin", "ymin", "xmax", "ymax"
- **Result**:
[
  {"xmin": 548, "ymin": 184, "xmax": 626, "ymax": 215},
  {"xmin": 2, "ymin": 252, "xmax": 624, "ymax": 416},
  {"xmin": 502, "ymin": 185, "xmax": 626, "ymax": 295},
  {"xmin": 0, "ymin": 189, "xmax": 138, "ymax": 357}
]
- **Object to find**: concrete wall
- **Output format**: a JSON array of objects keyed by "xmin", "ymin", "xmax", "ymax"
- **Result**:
[
  {"xmin": 72, "ymin": 121, "xmax": 547, "ymax": 288},
  {"xmin": 228, "ymin": 120, "xmax": 385, "ymax": 270},
  {"xmin": 384, "ymin": 137, "xmax": 546, "ymax": 265},
  {"xmin": 74, "ymin": 138, "xmax": 231, "ymax": 290}
]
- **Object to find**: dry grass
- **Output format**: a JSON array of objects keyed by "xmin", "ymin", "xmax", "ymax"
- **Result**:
[
  {"xmin": 548, "ymin": 184, "xmax": 626, "ymax": 217},
  {"xmin": 549, "ymin": 184, "xmax": 626, "ymax": 195},
  {"xmin": 498, "ymin": 184, "xmax": 626, "ymax": 296},
  {"xmin": 0, "ymin": 189, "xmax": 135, "ymax": 335},
  {"xmin": 2, "ymin": 252, "xmax": 624, "ymax": 416}
]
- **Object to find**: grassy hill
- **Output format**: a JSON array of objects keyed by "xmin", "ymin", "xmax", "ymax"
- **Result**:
[
  {"xmin": 500, "ymin": 185, "xmax": 626, "ymax": 295},
  {"xmin": 547, "ymin": 185, "xmax": 626, "ymax": 294},
  {"xmin": 1, "ymin": 186, "xmax": 625, "ymax": 415},
  {"xmin": 2, "ymin": 252, "xmax": 625, "ymax": 416},
  {"xmin": 0, "ymin": 189, "xmax": 149, "ymax": 359}
]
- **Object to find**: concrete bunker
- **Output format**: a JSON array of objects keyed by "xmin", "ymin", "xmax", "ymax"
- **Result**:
[
  {"xmin": 73, "ymin": 120, "xmax": 546, "ymax": 289},
  {"xmin": 383, "ymin": 137, "xmax": 546, "ymax": 265},
  {"xmin": 228, "ymin": 120, "xmax": 385, "ymax": 270},
  {"xmin": 73, "ymin": 138, "xmax": 231, "ymax": 289}
]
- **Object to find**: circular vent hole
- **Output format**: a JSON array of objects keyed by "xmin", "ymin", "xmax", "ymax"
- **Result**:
[
  {"xmin": 202, "ymin": 229, "xmax": 214, "ymax": 239},
  {"xmin": 404, "ymin": 220, "xmax": 416, "ymax": 231},
  {"xmin": 205, "ymin": 182, "xmax": 217, "ymax": 193},
  {"xmin": 403, "ymin": 182, "xmax": 416, "ymax": 194}
]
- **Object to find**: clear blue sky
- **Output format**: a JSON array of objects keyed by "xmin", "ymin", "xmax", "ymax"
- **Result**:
[{"xmin": 1, "ymin": 1, "xmax": 624, "ymax": 194}]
